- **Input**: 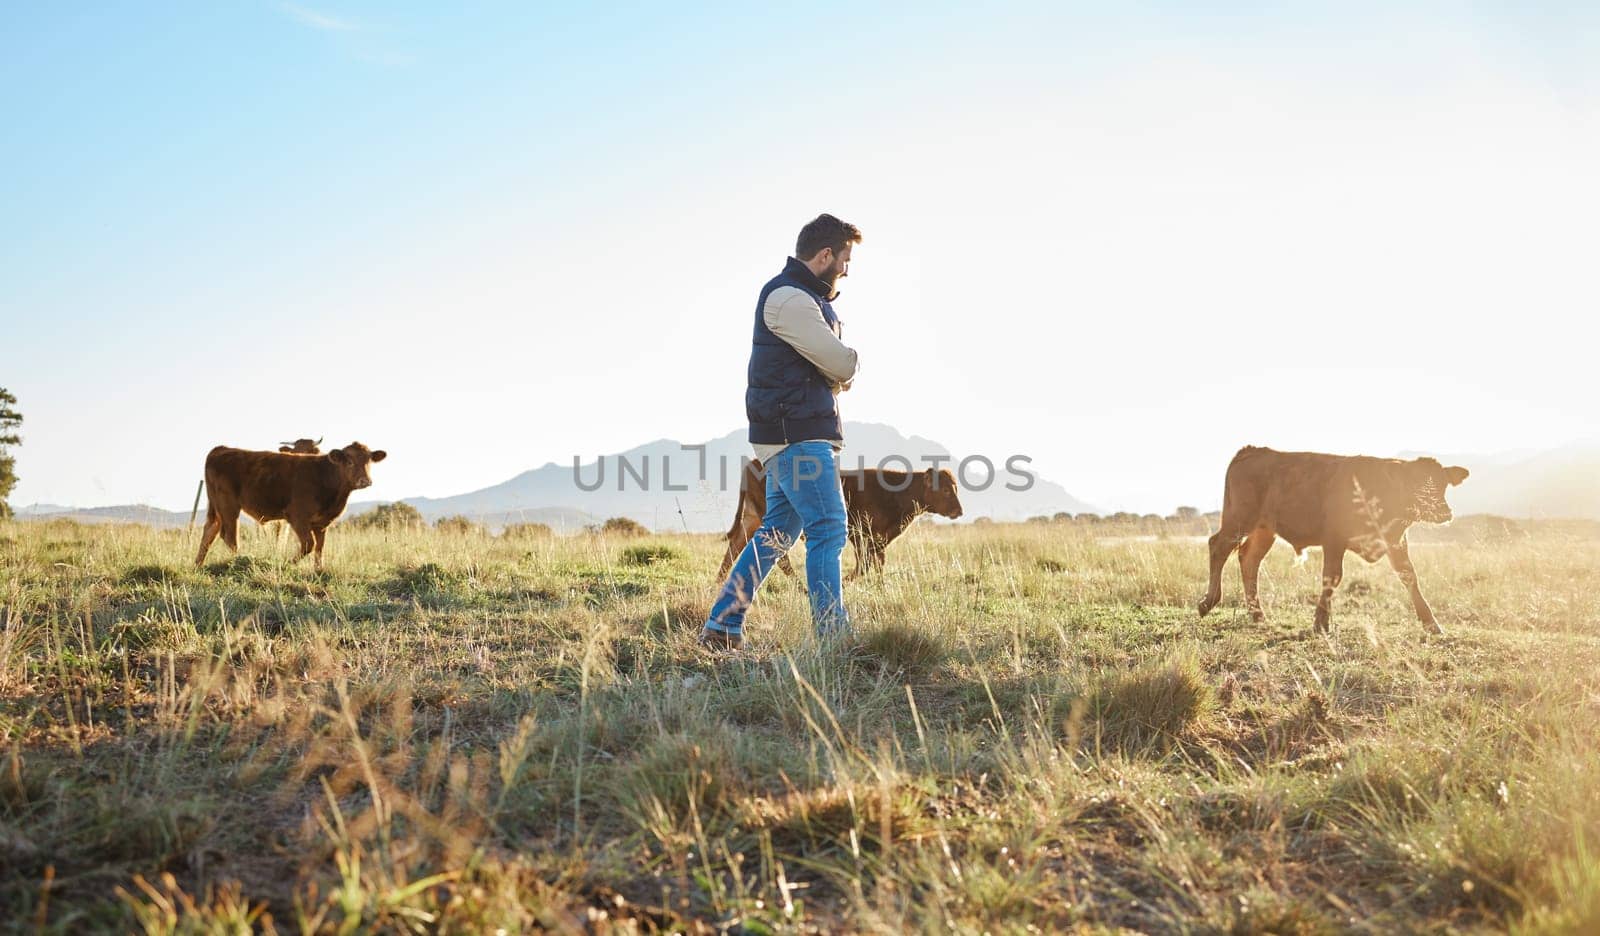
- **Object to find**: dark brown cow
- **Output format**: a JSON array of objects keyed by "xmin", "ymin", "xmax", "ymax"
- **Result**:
[
  {"xmin": 1197, "ymin": 446, "xmax": 1468, "ymax": 634},
  {"xmin": 717, "ymin": 462, "xmax": 963, "ymax": 579},
  {"xmin": 195, "ymin": 441, "xmax": 387, "ymax": 571}
]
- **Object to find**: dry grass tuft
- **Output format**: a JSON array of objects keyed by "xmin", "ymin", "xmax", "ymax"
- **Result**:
[{"xmin": 1089, "ymin": 650, "xmax": 1216, "ymax": 752}]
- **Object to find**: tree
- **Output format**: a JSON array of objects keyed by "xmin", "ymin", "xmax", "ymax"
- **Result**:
[{"xmin": 0, "ymin": 388, "xmax": 20, "ymax": 519}]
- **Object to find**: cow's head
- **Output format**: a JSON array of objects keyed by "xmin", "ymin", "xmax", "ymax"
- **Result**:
[
  {"xmin": 328, "ymin": 442, "xmax": 388, "ymax": 490},
  {"xmin": 279, "ymin": 437, "xmax": 323, "ymax": 454},
  {"xmin": 1404, "ymin": 457, "xmax": 1469, "ymax": 523},
  {"xmin": 918, "ymin": 468, "xmax": 963, "ymax": 519}
]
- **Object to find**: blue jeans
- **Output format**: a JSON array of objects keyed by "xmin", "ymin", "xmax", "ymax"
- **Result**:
[{"xmin": 704, "ymin": 441, "xmax": 851, "ymax": 638}]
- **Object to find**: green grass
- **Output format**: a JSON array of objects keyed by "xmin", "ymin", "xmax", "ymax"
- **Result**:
[{"xmin": 1, "ymin": 518, "xmax": 1598, "ymax": 933}]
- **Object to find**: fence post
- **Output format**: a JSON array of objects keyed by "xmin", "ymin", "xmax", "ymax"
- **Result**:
[{"xmin": 188, "ymin": 479, "xmax": 205, "ymax": 530}]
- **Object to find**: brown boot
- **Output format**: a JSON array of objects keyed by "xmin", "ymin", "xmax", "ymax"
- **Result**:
[{"xmin": 697, "ymin": 628, "xmax": 743, "ymax": 652}]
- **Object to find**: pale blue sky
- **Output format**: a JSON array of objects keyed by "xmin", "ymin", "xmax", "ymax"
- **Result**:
[{"xmin": 3, "ymin": 2, "xmax": 1597, "ymax": 513}]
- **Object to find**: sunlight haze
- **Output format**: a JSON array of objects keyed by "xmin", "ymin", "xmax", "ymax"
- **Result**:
[{"xmin": 4, "ymin": 2, "xmax": 1596, "ymax": 515}]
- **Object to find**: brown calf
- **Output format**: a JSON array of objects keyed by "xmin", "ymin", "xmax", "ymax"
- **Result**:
[
  {"xmin": 1197, "ymin": 446, "xmax": 1468, "ymax": 634},
  {"xmin": 196, "ymin": 441, "xmax": 387, "ymax": 572},
  {"xmin": 716, "ymin": 461, "xmax": 963, "ymax": 579},
  {"xmin": 840, "ymin": 467, "xmax": 963, "ymax": 576}
]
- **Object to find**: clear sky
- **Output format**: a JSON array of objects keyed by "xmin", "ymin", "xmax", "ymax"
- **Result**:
[{"xmin": 3, "ymin": 2, "xmax": 1597, "ymax": 514}]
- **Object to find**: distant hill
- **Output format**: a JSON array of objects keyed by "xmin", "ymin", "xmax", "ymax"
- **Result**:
[
  {"xmin": 14, "ymin": 503, "xmax": 192, "ymax": 528},
  {"xmin": 351, "ymin": 421, "xmax": 1100, "ymax": 532}
]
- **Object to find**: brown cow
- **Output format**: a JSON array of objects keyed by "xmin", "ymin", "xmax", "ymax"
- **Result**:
[
  {"xmin": 842, "ymin": 467, "xmax": 963, "ymax": 576},
  {"xmin": 195, "ymin": 441, "xmax": 387, "ymax": 572},
  {"xmin": 717, "ymin": 461, "xmax": 963, "ymax": 579},
  {"xmin": 1197, "ymin": 446, "xmax": 1468, "ymax": 634}
]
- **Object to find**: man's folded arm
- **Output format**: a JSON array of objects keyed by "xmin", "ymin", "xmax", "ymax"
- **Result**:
[{"xmin": 763, "ymin": 287, "xmax": 859, "ymax": 385}]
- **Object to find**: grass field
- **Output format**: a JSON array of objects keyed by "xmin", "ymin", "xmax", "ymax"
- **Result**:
[{"xmin": 2, "ymin": 517, "xmax": 1599, "ymax": 933}]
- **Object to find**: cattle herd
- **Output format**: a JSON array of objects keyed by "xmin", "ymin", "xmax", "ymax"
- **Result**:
[{"xmin": 191, "ymin": 441, "xmax": 1470, "ymax": 634}]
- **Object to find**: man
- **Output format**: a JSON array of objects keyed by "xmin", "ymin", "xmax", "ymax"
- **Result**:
[{"xmin": 699, "ymin": 214, "xmax": 863, "ymax": 651}]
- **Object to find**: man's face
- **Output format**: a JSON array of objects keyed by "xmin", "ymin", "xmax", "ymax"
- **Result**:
[{"xmin": 816, "ymin": 243, "xmax": 852, "ymax": 289}]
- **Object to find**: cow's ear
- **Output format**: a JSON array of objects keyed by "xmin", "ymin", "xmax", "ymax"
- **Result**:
[
  {"xmin": 371, "ymin": 450, "xmax": 387, "ymax": 463},
  {"xmin": 328, "ymin": 449, "xmax": 349, "ymax": 465},
  {"xmin": 1445, "ymin": 465, "xmax": 1469, "ymax": 486}
]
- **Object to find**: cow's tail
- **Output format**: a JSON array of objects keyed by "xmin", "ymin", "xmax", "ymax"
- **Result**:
[{"xmin": 724, "ymin": 479, "xmax": 749, "ymax": 541}]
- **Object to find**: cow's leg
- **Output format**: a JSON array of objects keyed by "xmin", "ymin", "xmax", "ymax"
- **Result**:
[
  {"xmin": 288, "ymin": 519, "xmax": 315, "ymax": 565},
  {"xmin": 312, "ymin": 527, "xmax": 328, "ymax": 573},
  {"xmin": 1314, "ymin": 543, "xmax": 1346, "ymax": 634},
  {"xmin": 1388, "ymin": 539, "xmax": 1443, "ymax": 635},
  {"xmin": 1238, "ymin": 528, "xmax": 1274, "ymax": 623},
  {"xmin": 219, "ymin": 508, "xmax": 241, "ymax": 554},
  {"xmin": 194, "ymin": 506, "xmax": 222, "ymax": 567},
  {"xmin": 1199, "ymin": 529, "xmax": 1245, "ymax": 616},
  {"xmin": 868, "ymin": 538, "xmax": 888, "ymax": 575},
  {"xmin": 845, "ymin": 526, "xmax": 868, "ymax": 581}
]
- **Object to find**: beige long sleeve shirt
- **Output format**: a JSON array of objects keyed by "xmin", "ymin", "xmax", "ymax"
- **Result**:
[{"xmin": 751, "ymin": 284, "xmax": 859, "ymax": 465}]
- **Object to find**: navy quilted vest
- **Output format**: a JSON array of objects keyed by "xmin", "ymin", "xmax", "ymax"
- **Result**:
[{"xmin": 746, "ymin": 257, "xmax": 845, "ymax": 445}]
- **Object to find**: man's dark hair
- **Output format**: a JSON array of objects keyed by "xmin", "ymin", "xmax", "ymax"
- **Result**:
[{"xmin": 795, "ymin": 214, "xmax": 862, "ymax": 261}]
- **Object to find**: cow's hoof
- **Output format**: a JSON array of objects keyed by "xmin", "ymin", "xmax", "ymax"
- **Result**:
[
  {"xmin": 1250, "ymin": 610, "xmax": 1267, "ymax": 624},
  {"xmin": 1198, "ymin": 597, "xmax": 1218, "ymax": 617},
  {"xmin": 1424, "ymin": 619, "xmax": 1444, "ymax": 636}
]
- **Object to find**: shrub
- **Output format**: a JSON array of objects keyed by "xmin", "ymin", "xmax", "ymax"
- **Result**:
[
  {"xmin": 434, "ymin": 515, "xmax": 485, "ymax": 536},
  {"xmin": 590, "ymin": 516, "xmax": 649, "ymax": 537},
  {"xmin": 501, "ymin": 522, "xmax": 554, "ymax": 540},
  {"xmin": 348, "ymin": 502, "xmax": 424, "ymax": 531}
]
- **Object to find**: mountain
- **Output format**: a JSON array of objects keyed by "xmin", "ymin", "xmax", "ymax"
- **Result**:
[{"xmin": 354, "ymin": 421, "xmax": 1099, "ymax": 532}]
